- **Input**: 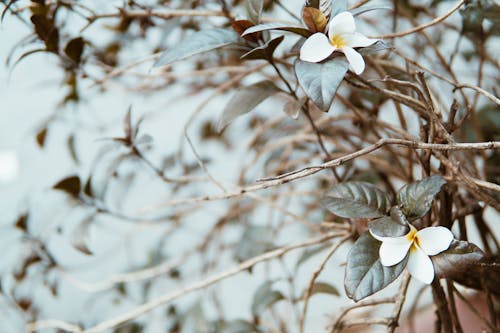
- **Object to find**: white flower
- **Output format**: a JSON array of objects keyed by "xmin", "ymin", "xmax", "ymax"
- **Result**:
[
  {"xmin": 371, "ymin": 224, "xmax": 454, "ymax": 284},
  {"xmin": 299, "ymin": 11, "xmax": 378, "ymax": 74}
]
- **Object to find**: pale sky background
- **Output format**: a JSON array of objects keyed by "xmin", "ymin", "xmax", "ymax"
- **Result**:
[{"xmin": 0, "ymin": 1, "xmax": 498, "ymax": 332}]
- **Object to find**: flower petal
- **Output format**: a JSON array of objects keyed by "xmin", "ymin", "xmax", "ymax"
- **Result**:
[
  {"xmin": 416, "ymin": 227, "xmax": 454, "ymax": 256},
  {"xmin": 300, "ymin": 33, "xmax": 336, "ymax": 63},
  {"xmin": 341, "ymin": 46, "xmax": 365, "ymax": 74},
  {"xmin": 379, "ymin": 240, "xmax": 411, "ymax": 266},
  {"xmin": 344, "ymin": 32, "xmax": 378, "ymax": 48},
  {"xmin": 370, "ymin": 229, "xmax": 410, "ymax": 244},
  {"xmin": 407, "ymin": 246, "xmax": 435, "ymax": 284},
  {"xmin": 328, "ymin": 12, "xmax": 356, "ymax": 37}
]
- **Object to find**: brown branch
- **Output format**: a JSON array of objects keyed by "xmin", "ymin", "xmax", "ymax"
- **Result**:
[
  {"xmin": 27, "ymin": 232, "xmax": 347, "ymax": 333},
  {"xmin": 372, "ymin": 0, "xmax": 466, "ymax": 39},
  {"xmin": 299, "ymin": 234, "xmax": 352, "ymax": 333}
]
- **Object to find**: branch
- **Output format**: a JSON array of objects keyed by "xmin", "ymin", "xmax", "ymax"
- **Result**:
[
  {"xmin": 26, "ymin": 320, "xmax": 83, "ymax": 333},
  {"xmin": 258, "ymin": 139, "xmax": 500, "ymax": 182},
  {"xmin": 28, "ymin": 232, "xmax": 348, "ymax": 333},
  {"xmin": 331, "ymin": 298, "xmax": 396, "ymax": 332},
  {"xmin": 140, "ymin": 139, "xmax": 499, "ymax": 213},
  {"xmin": 454, "ymin": 84, "xmax": 500, "ymax": 106},
  {"xmin": 373, "ymin": 0, "xmax": 466, "ymax": 39},
  {"xmin": 85, "ymin": 8, "xmax": 292, "ymax": 25},
  {"xmin": 299, "ymin": 234, "xmax": 352, "ymax": 333}
]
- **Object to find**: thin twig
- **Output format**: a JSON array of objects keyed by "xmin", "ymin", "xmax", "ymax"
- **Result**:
[
  {"xmin": 299, "ymin": 234, "xmax": 352, "ymax": 333},
  {"xmin": 27, "ymin": 232, "xmax": 347, "ymax": 333},
  {"xmin": 372, "ymin": 0, "xmax": 466, "ymax": 39}
]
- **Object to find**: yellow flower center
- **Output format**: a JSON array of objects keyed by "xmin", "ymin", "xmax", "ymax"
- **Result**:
[
  {"xmin": 330, "ymin": 34, "xmax": 346, "ymax": 48},
  {"xmin": 406, "ymin": 227, "xmax": 421, "ymax": 250}
]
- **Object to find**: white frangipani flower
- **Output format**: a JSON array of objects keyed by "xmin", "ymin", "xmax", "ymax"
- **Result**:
[
  {"xmin": 299, "ymin": 11, "xmax": 378, "ymax": 74},
  {"xmin": 371, "ymin": 224, "xmax": 454, "ymax": 284}
]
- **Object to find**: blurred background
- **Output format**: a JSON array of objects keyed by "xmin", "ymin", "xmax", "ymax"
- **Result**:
[{"xmin": 1, "ymin": 0, "xmax": 498, "ymax": 332}]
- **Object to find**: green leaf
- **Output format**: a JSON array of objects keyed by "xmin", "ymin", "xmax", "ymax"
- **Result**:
[
  {"xmin": 241, "ymin": 35, "xmax": 284, "ymax": 60},
  {"xmin": 154, "ymin": 28, "xmax": 243, "ymax": 67},
  {"xmin": 369, "ymin": 216, "xmax": 409, "ymax": 239},
  {"xmin": 64, "ymin": 37, "xmax": 84, "ymax": 64},
  {"xmin": 246, "ymin": 0, "xmax": 263, "ymax": 24},
  {"xmin": 397, "ymin": 175, "xmax": 446, "ymax": 221},
  {"xmin": 295, "ymin": 58, "xmax": 349, "ymax": 111},
  {"xmin": 235, "ymin": 226, "xmax": 275, "ymax": 262},
  {"xmin": 218, "ymin": 81, "xmax": 281, "ymax": 131},
  {"xmin": 309, "ymin": 282, "xmax": 340, "ymax": 297},
  {"xmin": 345, "ymin": 232, "xmax": 407, "ymax": 301},
  {"xmin": 221, "ymin": 320, "xmax": 259, "ymax": 333},
  {"xmin": 432, "ymin": 240, "xmax": 485, "ymax": 280},
  {"xmin": 53, "ymin": 175, "xmax": 81, "ymax": 197},
  {"xmin": 322, "ymin": 182, "xmax": 391, "ymax": 219},
  {"xmin": 242, "ymin": 23, "xmax": 312, "ymax": 38},
  {"xmin": 251, "ymin": 281, "xmax": 284, "ymax": 315}
]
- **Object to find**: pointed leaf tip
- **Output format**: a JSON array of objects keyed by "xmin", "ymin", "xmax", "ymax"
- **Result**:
[
  {"xmin": 397, "ymin": 175, "xmax": 446, "ymax": 221},
  {"xmin": 295, "ymin": 58, "xmax": 349, "ymax": 111},
  {"xmin": 218, "ymin": 81, "xmax": 281, "ymax": 131},
  {"xmin": 345, "ymin": 232, "xmax": 407, "ymax": 301},
  {"xmin": 251, "ymin": 281, "xmax": 284, "ymax": 315},
  {"xmin": 246, "ymin": 0, "xmax": 264, "ymax": 24},
  {"xmin": 154, "ymin": 28, "xmax": 243, "ymax": 67}
]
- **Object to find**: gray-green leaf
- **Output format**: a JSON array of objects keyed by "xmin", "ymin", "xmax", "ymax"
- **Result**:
[
  {"xmin": 218, "ymin": 81, "xmax": 281, "ymax": 131},
  {"xmin": 251, "ymin": 281, "xmax": 284, "ymax": 315},
  {"xmin": 359, "ymin": 40, "xmax": 393, "ymax": 55},
  {"xmin": 368, "ymin": 213, "xmax": 409, "ymax": 238},
  {"xmin": 246, "ymin": 0, "xmax": 263, "ymax": 24},
  {"xmin": 242, "ymin": 23, "xmax": 312, "ymax": 38},
  {"xmin": 345, "ymin": 232, "xmax": 407, "ymax": 301},
  {"xmin": 295, "ymin": 244, "xmax": 330, "ymax": 270},
  {"xmin": 235, "ymin": 225, "xmax": 275, "ymax": 262},
  {"xmin": 308, "ymin": 282, "xmax": 340, "ymax": 297},
  {"xmin": 295, "ymin": 58, "xmax": 349, "ymax": 111},
  {"xmin": 154, "ymin": 28, "xmax": 243, "ymax": 67},
  {"xmin": 397, "ymin": 175, "xmax": 446, "ymax": 221},
  {"xmin": 322, "ymin": 182, "xmax": 391, "ymax": 219}
]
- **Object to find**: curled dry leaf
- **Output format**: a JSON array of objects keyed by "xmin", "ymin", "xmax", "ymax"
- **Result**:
[{"xmin": 302, "ymin": 7, "xmax": 328, "ymax": 33}]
